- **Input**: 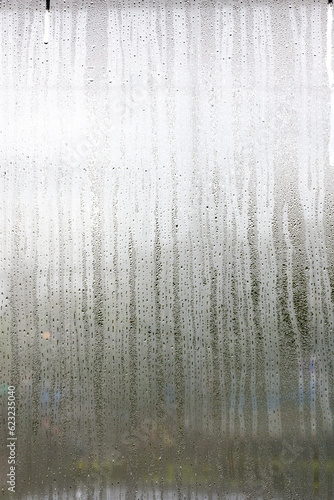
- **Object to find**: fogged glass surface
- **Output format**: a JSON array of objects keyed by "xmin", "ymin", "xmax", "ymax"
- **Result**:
[{"xmin": 1, "ymin": 0, "xmax": 334, "ymax": 498}]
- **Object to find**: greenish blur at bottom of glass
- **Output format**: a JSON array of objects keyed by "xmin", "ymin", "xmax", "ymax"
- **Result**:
[{"xmin": 3, "ymin": 433, "xmax": 334, "ymax": 499}]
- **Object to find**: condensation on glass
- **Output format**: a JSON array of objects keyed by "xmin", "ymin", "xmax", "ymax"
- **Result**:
[{"xmin": 0, "ymin": 0, "xmax": 334, "ymax": 498}]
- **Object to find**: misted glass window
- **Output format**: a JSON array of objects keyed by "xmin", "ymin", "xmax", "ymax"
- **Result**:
[{"xmin": 1, "ymin": 0, "xmax": 334, "ymax": 498}]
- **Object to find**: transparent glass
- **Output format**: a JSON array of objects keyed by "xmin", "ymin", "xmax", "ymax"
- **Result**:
[{"xmin": 1, "ymin": 0, "xmax": 334, "ymax": 498}]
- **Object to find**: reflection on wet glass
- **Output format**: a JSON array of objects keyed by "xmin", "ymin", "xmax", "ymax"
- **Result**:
[{"xmin": 1, "ymin": 0, "xmax": 334, "ymax": 498}]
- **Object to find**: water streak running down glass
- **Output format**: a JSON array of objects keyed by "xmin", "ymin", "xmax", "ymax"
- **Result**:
[{"xmin": 0, "ymin": 0, "xmax": 334, "ymax": 499}]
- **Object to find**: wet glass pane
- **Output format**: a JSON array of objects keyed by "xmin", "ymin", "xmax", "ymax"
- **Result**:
[{"xmin": 1, "ymin": 0, "xmax": 334, "ymax": 498}]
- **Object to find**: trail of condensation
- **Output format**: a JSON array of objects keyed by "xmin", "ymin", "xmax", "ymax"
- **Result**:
[
  {"xmin": 300, "ymin": 3, "xmax": 334, "ymax": 440},
  {"xmin": 253, "ymin": 5, "xmax": 281, "ymax": 440},
  {"xmin": 327, "ymin": 4, "xmax": 334, "ymax": 165},
  {"xmin": 310, "ymin": 3, "xmax": 334, "ymax": 439},
  {"xmin": 44, "ymin": 10, "xmax": 50, "ymax": 44}
]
